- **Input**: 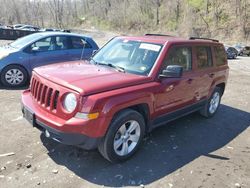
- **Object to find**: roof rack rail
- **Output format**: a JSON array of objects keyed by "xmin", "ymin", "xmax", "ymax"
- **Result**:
[
  {"xmin": 145, "ymin": 33, "xmax": 175, "ymax": 37},
  {"xmin": 189, "ymin": 37, "xmax": 219, "ymax": 42}
]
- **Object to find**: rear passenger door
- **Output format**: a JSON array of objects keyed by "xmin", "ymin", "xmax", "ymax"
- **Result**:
[
  {"xmin": 68, "ymin": 37, "xmax": 93, "ymax": 61},
  {"xmin": 193, "ymin": 46, "xmax": 215, "ymax": 100}
]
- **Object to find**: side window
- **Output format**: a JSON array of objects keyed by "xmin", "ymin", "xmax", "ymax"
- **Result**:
[
  {"xmin": 70, "ymin": 37, "xmax": 92, "ymax": 49},
  {"xmin": 30, "ymin": 36, "xmax": 69, "ymax": 52},
  {"xmin": 214, "ymin": 45, "xmax": 226, "ymax": 66},
  {"xmin": 31, "ymin": 37, "xmax": 52, "ymax": 52},
  {"xmin": 163, "ymin": 46, "xmax": 192, "ymax": 71},
  {"xmin": 196, "ymin": 46, "xmax": 213, "ymax": 69},
  {"xmin": 55, "ymin": 36, "xmax": 69, "ymax": 50}
]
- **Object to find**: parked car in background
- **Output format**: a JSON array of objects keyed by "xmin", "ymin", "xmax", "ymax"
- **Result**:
[
  {"xmin": 0, "ymin": 32, "xmax": 99, "ymax": 87},
  {"xmin": 18, "ymin": 25, "xmax": 40, "ymax": 31},
  {"xmin": 22, "ymin": 35, "xmax": 229, "ymax": 162},
  {"xmin": 234, "ymin": 44, "xmax": 244, "ymax": 56},
  {"xmin": 225, "ymin": 46, "xmax": 237, "ymax": 59},
  {"xmin": 0, "ymin": 24, "xmax": 7, "ymax": 29},
  {"xmin": 242, "ymin": 46, "xmax": 250, "ymax": 56},
  {"xmin": 12, "ymin": 24, "xmax": 25, "ymax": 29},
  {"xmin": 39, "ymin": 28, "xmax": 61, "ymax": 32}
]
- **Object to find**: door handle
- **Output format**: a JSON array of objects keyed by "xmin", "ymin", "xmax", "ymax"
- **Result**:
[
  {"xmin": 187, "ymin": 78, "xmax": 193, "ymax": 84},
  {"xmin": 209, "ymin": 73, "xmax": 215, "ymax": 78},
  {"xmin": 166, "ymin": 84, "xmax": 174, "ymax": 92}
]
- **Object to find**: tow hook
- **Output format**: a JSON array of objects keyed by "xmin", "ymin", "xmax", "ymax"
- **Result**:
[{"xmin": 45, "ymin": 130, "xmax": 50, "ymax": 138}]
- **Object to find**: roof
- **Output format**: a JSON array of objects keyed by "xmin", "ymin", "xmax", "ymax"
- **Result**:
[
  {"xmin": 37, "ymin": 31, "xmax": 92, "ymax": 39},
  {"xmin": 117, "ymin": 35, "xmax": 221, "ymax": 45}
]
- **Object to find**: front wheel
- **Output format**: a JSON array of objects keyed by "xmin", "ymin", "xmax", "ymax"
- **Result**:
[
  {"xmin": 200, "ymin": 87, "xmax": 222, "ymax": 118},
  {"xmin": 98, "ymin": 109, "xmax": 145, "ymax": 163},
  {"xmin": 0, "ymin": 65, "xmax": 28, "ymax": 87}
]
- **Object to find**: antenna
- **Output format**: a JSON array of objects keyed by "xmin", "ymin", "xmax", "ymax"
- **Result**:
[{"xmin": 80, "ymin": 38, "xmax": 86, "ymax": 60}]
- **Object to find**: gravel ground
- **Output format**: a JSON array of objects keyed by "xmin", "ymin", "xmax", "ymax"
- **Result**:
[{"xmin": 0, "ymin": 37, "xmax": 249, "ymax": 188}]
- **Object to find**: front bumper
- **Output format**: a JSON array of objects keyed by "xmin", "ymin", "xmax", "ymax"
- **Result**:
[
  {"xmin": 21, "ymin": 90, "xmax": 105, "ymax": 150},
  {"xmin": 21, "ymin": 104, "xmax": 102, "ymax": 150}
]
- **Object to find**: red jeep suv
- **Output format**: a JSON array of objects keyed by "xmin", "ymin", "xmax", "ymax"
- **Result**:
[{"xmin": 22, "ymin": 34, "xmax": 229, "ymax": 162}]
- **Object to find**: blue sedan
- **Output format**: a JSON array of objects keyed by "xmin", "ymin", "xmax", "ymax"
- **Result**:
[{"xmin": 0, "ymin": 32, "xmax": 99, "ymax": 87}]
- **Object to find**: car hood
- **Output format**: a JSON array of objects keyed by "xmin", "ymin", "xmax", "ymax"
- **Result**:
[
  {"xmin": 0, "ymin": 45, "xmax": 18, "ymax": 57},
  {"xmin": 34, "ymin": 61, "xmax": 151, "ymax": 95}
]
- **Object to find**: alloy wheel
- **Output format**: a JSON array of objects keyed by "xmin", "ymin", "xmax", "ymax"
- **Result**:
[
  {"xmin": 113, "ymin": 120, "xmax": 141, "ymax": 156},
  {"xmin": 209, "ymin": 92, "xmax": 220, "ymax": 114}
]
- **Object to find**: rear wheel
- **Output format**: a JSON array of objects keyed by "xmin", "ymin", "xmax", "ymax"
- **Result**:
[
  {"xmin": 0, "ymin": 65, "xmax": 28, "ymax": 87},
  {"xmin": 98, "ymin": 109, "xmax": 145, "ymax": 163},
  {"xmin": 200, "ymin": 87, "xmax": 222, "ymax": 118}
]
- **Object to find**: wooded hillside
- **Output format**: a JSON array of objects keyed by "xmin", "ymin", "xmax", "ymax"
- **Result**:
[{"xmin": 0, "ymin": 0, "xmax": 249, "ymax": 43}]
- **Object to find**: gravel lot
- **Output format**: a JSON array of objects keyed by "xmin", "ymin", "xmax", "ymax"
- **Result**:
[{"xmin": 0, "ymin": 38, "xmax": 249, "ymax": 188}]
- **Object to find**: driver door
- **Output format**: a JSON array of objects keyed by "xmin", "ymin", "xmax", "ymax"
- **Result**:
[{"xmin": 27, "ymin": 36, "xmax": 70, "ymax": 70}]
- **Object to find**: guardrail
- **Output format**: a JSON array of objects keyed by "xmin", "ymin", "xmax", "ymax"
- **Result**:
[{"xmin": 0, "ymin": 28, "xmax": 71, "ymax": 40}]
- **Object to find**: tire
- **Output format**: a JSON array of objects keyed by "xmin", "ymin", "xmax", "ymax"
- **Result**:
[
  {"xmin": 98, "ymin": 109, "xmax": 145, "ymax": 163},
  {"xmin": 200, "ymin": 87, "xmax": 222, "ymax": 118},
  {"xmin": 0, "ymin": 65, "xmax": 28, "ymax": 87}
]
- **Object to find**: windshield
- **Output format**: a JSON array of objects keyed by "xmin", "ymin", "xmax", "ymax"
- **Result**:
[
  {"xmin": 10, "ymin": 33, "xmax": 43, "ymax": 49},
  {"xmin": 92, "ymin": 38, "xmax": 163, "ymax": 75}
]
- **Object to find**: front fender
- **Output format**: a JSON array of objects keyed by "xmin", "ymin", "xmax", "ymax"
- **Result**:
[{"xmin": 80, "ymin": 82, "xmax": 157, "ymax": 135}]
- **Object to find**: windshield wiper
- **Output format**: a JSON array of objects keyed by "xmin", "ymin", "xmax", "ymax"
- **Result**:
[{"xmin": 97, "ymin": 62, "xmax": 126, "ymax": 73}]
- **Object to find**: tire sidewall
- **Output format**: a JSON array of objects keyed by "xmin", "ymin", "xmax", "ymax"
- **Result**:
[
  {"xmin": 101, "ymin": 110, "xmax": 145, "ymax": 163},
  {"xmin": 1, "ymin": 65, "xmax": 28, "ymax": 87}
]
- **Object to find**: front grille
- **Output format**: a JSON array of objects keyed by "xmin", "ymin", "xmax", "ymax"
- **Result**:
[{"xmin": 30, "ymin": 77, "xmax": 60, "ymax": 111}]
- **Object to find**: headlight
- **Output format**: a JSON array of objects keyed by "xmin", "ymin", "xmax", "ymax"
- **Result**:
[{"xmin": 63, "ymin": 93, "xmax": 77, "ymax": 112}]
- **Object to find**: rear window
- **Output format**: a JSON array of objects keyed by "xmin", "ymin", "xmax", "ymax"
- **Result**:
[
  {"xmin": 70, "ymin": 37, "xmax": 92, "ymax": 49},
  {"xmin": 195, "ymin": 46, "xmax": 213, "ymax": 69},
  {"xmin": 214, "ymin": 45, "xmax": 227, "ymax": 66}
]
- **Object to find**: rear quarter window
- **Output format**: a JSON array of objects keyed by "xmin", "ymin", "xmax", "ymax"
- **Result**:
[{"xmin": 214, "ymin": 45, "xmax": 227, "ymax": 66}]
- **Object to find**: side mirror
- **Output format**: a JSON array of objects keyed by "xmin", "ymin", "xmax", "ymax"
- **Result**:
[
  {"xmin": 91, "ymin": 49, "xmax": 98, "ymax": 57},
  {"xmin": 159, "ymin": 65, "xmax": 183, "ymax": 78},
  {"xmin": 31, "ymin": 46, "xmax": 40, "ymax": 52}
]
